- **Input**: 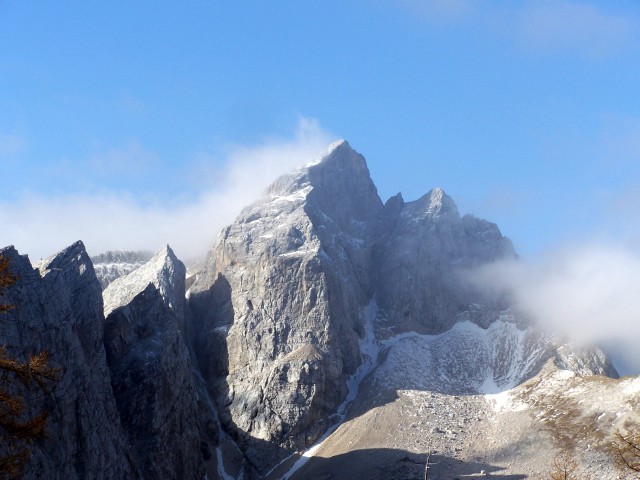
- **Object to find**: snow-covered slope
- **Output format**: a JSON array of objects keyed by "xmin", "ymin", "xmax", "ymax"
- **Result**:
[
  {"xmin": 373, "ymin": 315, "xmax": 551, "ymax": 395},
  {"xmin": 287, "ymin": 312, "xmax": 633, "ymax": 480}
]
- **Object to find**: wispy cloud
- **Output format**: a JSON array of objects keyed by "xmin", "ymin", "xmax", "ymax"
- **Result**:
[
  {"xmin": 0, "ymin": 117, "xmax": 335, "ymax": 261},
  {"xmin": 468, "ymin": 243, "xmax": 640, "ymax": 374}
]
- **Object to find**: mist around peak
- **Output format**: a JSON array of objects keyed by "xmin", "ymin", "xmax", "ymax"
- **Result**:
[
  {"xmin": 0, "ymin": 118, "xmax": 336, "ymax": 261},
  {"xmin": 465, "ymin": 241, "xmax": 640, "ymax": 375}
]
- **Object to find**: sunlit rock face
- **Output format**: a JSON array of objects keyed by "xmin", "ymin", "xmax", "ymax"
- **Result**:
[
  {"xmin": 188, "ymin": 141, "xmax": 527, "ymax": 476},
  {"xmin": 189, "ymin": 141, "xmax": 384, "ymax": 473}
]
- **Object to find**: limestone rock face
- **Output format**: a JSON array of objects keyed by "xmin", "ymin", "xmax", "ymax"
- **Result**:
[
  {"xmin": 189, "ymin": 141, "xmax": 384, "ymax": 473},
  {"xmin": 555, "ymin": 344, "xmax": 618, "ymax": 377},
  {"xmin": 188, "ymin": 141, "xmax": 523, "ymax": 475},
  {"xmin": 102, "ymin": 245, "xmax": 206, "ymax": 479},
  {"xmin": 373, "ymin": 188, "xmax": 516, "ymax": 336},
  {"xmin": 0, "ymin": 242, "xmax": 134, "ymax": 479}
]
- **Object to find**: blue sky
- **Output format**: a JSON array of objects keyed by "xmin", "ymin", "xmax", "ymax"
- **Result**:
[{"xmin": 2, "ymin": 0, "xmax": 640, "ymax": 260}]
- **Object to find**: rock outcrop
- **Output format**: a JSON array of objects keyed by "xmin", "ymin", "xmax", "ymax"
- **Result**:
[
  {"xmin": 374, "ymin": 188, "xmax": 516, "ymax": 336},
  {"xmin": 0, "ymin": 242, "xmax": 134, "ymax": 479},
  {"xmin": 188, "ymin": 141, "xmax": 523, "ymax": 475},
  {"xmin": 102, "ymin": 245, "xmax": 206, "ymax": 479},
  {"xmin": 189, "ymin": 141, "xmax": 384, "ymax": 474},
  {"xmin": 0, "ymin": 243, "xmax": 210, "ymax": 479}
]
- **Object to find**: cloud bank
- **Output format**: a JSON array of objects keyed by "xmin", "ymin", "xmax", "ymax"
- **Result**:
[
  {"xmin": 0, "ymin": 118, "xmax": 335, "ymax": 261},
  {"xmin": 469, "ymin": 243, "xmax": 640, "ymax": 374}
]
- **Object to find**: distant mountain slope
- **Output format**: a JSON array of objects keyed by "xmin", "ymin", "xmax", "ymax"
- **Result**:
[{"xmin": 91, "ymin": 250, "xmax": 153, "ymax": 289}]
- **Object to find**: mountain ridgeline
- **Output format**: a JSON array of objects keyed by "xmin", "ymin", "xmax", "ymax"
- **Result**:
[
  {"xmin": 188, "ymin": 140, "xmax": 521, "ymax": 471},
  {"xmin": 0, "ymin": 141, "xmax": 626, "ymax": 479}
]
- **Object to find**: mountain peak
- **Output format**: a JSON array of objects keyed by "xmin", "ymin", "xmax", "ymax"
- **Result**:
[
  {"xmin": 401, "ymin": 187, "xmax": 459, "ymax": 221},
  {"xmin": 326, "ymin": 138, "xmax": 350, "ymax": 154},
  {"xmin": 34, "ymin": 241, "xmax": 101, "ymax": 292},
  {"xmin": 36, "ymin": 240, "xmax": 88, "ymax": 271},
  {"xmin": 425, "ymin": 187, "xmax": 453, "ymax": 215},
  {"xmin": 103, "ymin": 244, "xmax": 185, "ymax": 317},
  {"xmin": 257, "ymin": 140, "xmax": 380, "ymax": 218},
  {"xmin": 301, "ymin": 139, "xmax": 363, "ymax": 173}
]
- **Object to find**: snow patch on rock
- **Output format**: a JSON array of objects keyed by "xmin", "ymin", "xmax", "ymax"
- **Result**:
[{"xmin": 374, "ymin": 317, "xmax": 551, "ymax": 395}]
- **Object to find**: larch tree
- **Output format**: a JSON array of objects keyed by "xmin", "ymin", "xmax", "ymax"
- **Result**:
[{"xmin": 548, "ymin": 453, "xmax": 578, "ymax": 480}]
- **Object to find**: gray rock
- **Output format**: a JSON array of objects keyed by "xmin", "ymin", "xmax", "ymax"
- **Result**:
[
  {"xmin": 555, "ymin": 343, "xmax": 618, "ymax": 377},
  {"xmin": 0, "ymin": 242, "xmax": 134, "ymax": 479},
  {"xmin": 103, "ymin": 245, "xmax": 206, "ymax": 479},
  {"xmin": 189, "ymin": 140, "xmax": 383, "ymax": 474},
  {"xmin": 373, "ymin": 188, "xmax": 516, "ymax": 337}
]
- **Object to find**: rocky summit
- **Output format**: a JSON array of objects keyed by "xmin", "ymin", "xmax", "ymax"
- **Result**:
[{"xmin": 1, "ymin": 141, "xmax": 637, "ymax": 480}]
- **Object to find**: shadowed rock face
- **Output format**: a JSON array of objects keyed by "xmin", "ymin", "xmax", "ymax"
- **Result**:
[
  {"xmin": 102, "ymin": 245, "xmax": 206, "ymax": 480},
  {"xmin": 0, "ymin": 243, "xmax": 208, "ymax": 480},
  {"xmin": 0, "ymin": 242, "xmax": 135, "ymax": 480},
  {"xmin": 373, "ymin": 188, "xmax": 517, "ymax": 336}
]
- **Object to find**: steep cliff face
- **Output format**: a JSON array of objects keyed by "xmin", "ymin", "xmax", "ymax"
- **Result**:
[
  {"xmin": 0, "ymin": 243, "xmax": 210, "ymax": 480},
  {"xmin": 102, "ymin": 245, "xmax": 206, "ymax": 479},
  {"xmin": 0, "ymin": 242, "xmax": 134, "ymax": 479},
  {"xmin": 188, "ymin": 141, "xmax": 524, "ymax": 475},
  {"xmin": 374, "ymin": 188, "xmax": 516, "ymax": 336},
  {"xmin": 189, "ymin": 141, "xmax": 384, "ymax": 473}
]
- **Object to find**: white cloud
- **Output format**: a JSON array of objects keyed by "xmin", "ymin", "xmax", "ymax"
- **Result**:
[
  {"xmin": 468, "ymin": 243, "xmax": 640, "ymax": 374},
  {"xmin": 0, "ymin": 117, "xmax": 335, "ymax": 261}
]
